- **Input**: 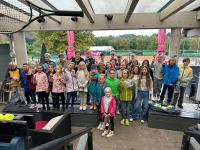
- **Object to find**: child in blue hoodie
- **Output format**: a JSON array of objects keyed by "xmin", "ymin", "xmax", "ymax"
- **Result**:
[
  {"xmin": 95, "ymin": 74, "xmax": 109, "ymax": 131},
  {"xmin": 84, "ymin": 50, "xmax": 95, "ymax": 72}
]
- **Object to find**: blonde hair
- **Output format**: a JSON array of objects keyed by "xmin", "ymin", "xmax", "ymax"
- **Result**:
[
  {"xmin": 131, "ymin": 53, "xmax": 136, "ymax": 57},
  {"xmin": 138, "ymin": 66, "xmax": 151, "ymax": 90},
  {"xmin": 30, "ymin": 61, "xmax": 36, "ymax": 65},
  {"xmin": 68, "ymin": 62, "xmax": 75, "ymax": 66},
  {"xmin": 123, "ymin": 58, "xmax": 129, "ymax": 69},
  {"xmin": 9, "ymin": 62, "xmax": 17, "ymax": 69},
  {"xmin": 168, "ymin": 57, "xmax": 176, "ymax": 64},
  {"xmin": 44, "ymin": 53, "xmax": 51, "ymax": 57},
  {"xmin": 87, "ymin": 50, "xmax": 92, "ymax": 55},
  {"xmin": 76, "ymin": 62, "xmax": 89, "ymax": 79},
  {"xmin": 99, "ymin": 74, "xmax": 107, "ymax": 88},
  {"xmin": 122, "ymin": 69, "xmax": 130, "ymax": 78},
  {"xmin": 104, "ymin": 87, "xmax": 112, "ymax": 93}
]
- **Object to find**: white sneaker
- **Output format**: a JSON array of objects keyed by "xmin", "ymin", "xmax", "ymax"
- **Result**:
[
  {"xmin": 152, "ymin": 96, "xmax": 156, "ymax": 101},
  {"xmin": 37, "ymin": 104, "xmax": 42, "ymax": 109},
  {"xmin": 30, "ymin": 104, "xmax": 37, "ymax": 109},
  {"xmin": 97, "ymin": 123, "xmax": 102, "ymax": 130},
  {"xmin": 106, "ymin": 131, "xmax": 114, "ymax": 138},
  {"xmin": 116, "ymin": 111, "xmax": 120, "ymax": 115},
  {"xmin": 83, "ymin": 106, "xmax": 87, "ymax": 110},
  {"xmin": 141, "ymin": 120, "xmax": 145, "ymax": 123},
  {"xmin": 100, "ymin": 124, "xmax": 105, "ymax": 131},
  {"xmin": 129, "ymin": 118, "xmax": 133, "ymax": 122},
  {"xmin": 79, "ymin": 106, "xmax": 83, "ymax": 110},
  {"xmin": 102, "ymin": 130, "xmax": 108, "ymax": 137}
]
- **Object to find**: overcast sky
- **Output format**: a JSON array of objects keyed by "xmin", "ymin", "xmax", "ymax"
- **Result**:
[{"xmin": 93, "ymin": 29, "xmax": 171, "ymax": 37}]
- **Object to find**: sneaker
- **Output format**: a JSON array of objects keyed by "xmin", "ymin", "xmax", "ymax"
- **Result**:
[
  {"xmin": 152, "ymin": 96, "xmax": 156, "ymax": 101},
  {"xmin": 100, "ymin": 124, "xmax": 105, "ymax": 131},
  {"xmin": 26, "ymin": 102, "xmax": 31, "ymax": 106},
  {"xmin": 121, "ymin": 119, "xmax": 125, "ymax": 125},
  {"xmin": 141, "ymin": 120, "xmax": 145, "ymax": 124},
  {"xmin": 29, "ymin": 104, "xmax": 37, "ymax": 109},
  {"xmin": 126, "ymin": 119, "xmax": 129, "ymax": 126},
  {"xmin": 97, "ymin": 123, "xmax": 102, "ymax": 130},
  {"xmin": 102, "ymin": 130, "xmax": 108, "ymax": 137},
  {"xmin": 178, "ymin": 105, "xmax": 183, "ymax": 109},
  {"xmin": 170, "ymin": 102, "xmax": 175, "ymax": 106},
  {"xmin": 83, "ymin": 106, "xmax": 87, "ymax": 110},
  {"xmin": 106, "ymin": 131, "xmax": 114, "ymax": 138},
  {"xmin": 42, "ymin": 107, "xmax": 46, "ymax": 110},
  {"xmin": 37, "ymin": 104, "xmax": 42, "ymax": 109},
  {"xmin": 19, "ymin": 101, "xmax": 26, "ymax": 107},
  {"xmin": 116, "ymin": 111, "xmax": 120, "ymax": 115},
  {"xmin": 47, "ymin": 106, "xmax": 50, "ymax": 110},
  {"xmin": 158, "ymin": 100, "xmax": 163, "ymax": 104},
  {"xmin": 129, "ymin": 118, "xmax": 133, "ymax": 122},
  {"xmin": 79, "ymin": 106, "xmax": 83, "ymax": 110},
  {"xmin": 70, "ymin": 107, "xmax": 74, "ymax": 112},
  {"xmin": 15, "ymin": 99, "xmax": 22, "ymax": 105}
]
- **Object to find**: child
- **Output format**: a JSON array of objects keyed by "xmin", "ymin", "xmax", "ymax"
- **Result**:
[
  {"xmin": 110, "ymin": 52, "xmax": 117, "ymax": 63},
  {"xmin": 171, "ymin": 58, "xmax": 193, "ymax": 108},
  {"xmin": 97, "ymin": 62, "xmax": 105, "ymax": 74},
  {"xmin": 49, "ymin": 65, "xmax": 66, "ymax": 111},
  {"xmin": 130, "ymin": 59, "xmax": 140, "ymax": 73},
  {"xmin": 116, "ymin": 54, "xmax": 122, "ymax": 68},
  {"xmin": 99, "ymin": 53, "xmax": 106, "ymax": 65},
  {"xmin": 72, "ymin": 50, "xmax": 84, "ymax": 73},
  {"xmin": 118, "ymin": 69, "xmax": 135, "ymax": 126},
  {"xmin": 150, "ymin": 54, "xmax": 163, "ymax": 101},
  {"xmin": 29, "ymin": 61, "xmax": 37, "ymax": 73},
  {"xmin": 88, "ymin": 64, "xmax": 99, "ymax": 110},
  {"xmin": 77, "ymin": 62, "xmax": 89, "ymax": 111},
  {"xmin": 159, "ymin": 57, "xmax": 179, "ymax": 104},
  {"xmin": 8, "ymin": 62, "xmax": 26, "ymax": 106},
  {"xmin": 102, "ymin": 61, "xmax": 112, "ymax": 77},
  {"xmin": 57, "ymin": 53, "xmax": 69, "ymax": 70},
  {"xmin": 21, "ymin": 63, "xmax": 31, "ymax": 106},
  {"xmin": 95, "ymin": 74, "xmax": 109, "ymax": 131},
  {"xmin": 65, "ymin": 62, "xmax": 78, "ymax": 112},
  {"xmin": 46, "ymin": 64, "xmax": 56, "ymax": 109},
  {"xmin": 130, "ymin": 65, "xmax": 140, "ymax": 121},
  {"xmin": 129, "ymin": 53, "xmax": 136, "ymax": 66},
  {"xmin": 101, "ymin": 87, "xmax": 116, "ymax": 138},
  {"xmin": 43, "ymin": 53, "xmax": 56, "ymax": 73},
  {"xmin": 123, "ymin": 58, "xmax": 129, "ymax": 70},
  {"xmin": 84, "ymin": 50, "xmax": 95, "ymax": 72},
  {"xmin": 142, "ymin": 59, "xmax": 153, "ymax": 80},
  {"xmin": 111, "ymin": 60, "xmax": 117, "ymax": 70},
  {"xmin": 33, "ymin": 64, "xmax": 50, "ymax": 110},
  {"xmin": 132, "ymin": 66, "xmax": 153, "ymax": 123}
]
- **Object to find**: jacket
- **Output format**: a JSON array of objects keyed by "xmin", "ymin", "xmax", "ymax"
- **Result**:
[
  {"xmin": 118, "ymin": 78, "xmax": 133, "ymax": 101},
  {"xmin": 77, "ymin": 70, "xmax": 89, "ymax": 92},
  {"xmin": 33, "ymin": 72, "xmax": 49, "ymax": 92},
  {"xmin": 150, "ymin": 61, "xmax": 163, "ymax": 80},
  {"xmin": 106, "ymin": 76, "xmax": 119, "ymax": 97},
  {"xmin": 20, "ymin": 71, "xmax": 30, "ymax": 91},
  {"xmin": 49, "ymin": 73, "xmax": 66, "ymax": 93},
  {"xmin": 161, "ymin": 64, "xmax": 179, "ymax": 86},
  {"xmin": 26, "ymin": 68, "xmax": 37, "ymax": 89},
  {"xmin": 110, "ymin": 58, "xmax": 117, "ymax": 63},
  {"xmin": 9, "ymin": 68, "xmax": 21, "ymax": 86},
  {"xmin": 101, "ymin": 96, "xmax": 116, "ymax": 116},
  {"xmin": 64, "ymin": 68, "xmax": 78, "ymax": 92},
  {"xmin": 72, "ymin": 57, "xmax": 84, "ymax": 73},
  {"xmin": 88, "ymin": 72, "xmax": 99, "ymax": 94},
  {"xmin": 84, "ymin": 56, "xmax": 95, "ymax": 72},
  {"xmin": 57, "ymin": 59, "xmax": 69, "ymax": 70},
  {"xmin": 43, "ymin": 60, "xmax": 56, "ymax": 73},
  {"xmin": 94, "ymin": 83, "xmax": 109, "ymax": 104},
  {"xmin": 178, "ymin": 65, "xmax": 193, "ymax": 87}
]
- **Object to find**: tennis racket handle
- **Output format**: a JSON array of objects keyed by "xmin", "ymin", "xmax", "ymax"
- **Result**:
[{"xmin": 55, "ymin": 11, "xmax": 84, "ymax": 17}]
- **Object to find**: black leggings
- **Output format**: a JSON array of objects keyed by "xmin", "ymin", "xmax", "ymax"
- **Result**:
[
  {"xmin": 55, "ymin": 93, "xmax": 65, "ymax": 108},
  {"xmin": 25, "ymin": 91, "xmax": 31, "ymax": 103},
  {"xmin": 105, "ymin": 116, "xmax": 114, "ymax": 131},
  {"xmin": 97, "ymin": 105, "xmax": 104, "ymax": 122},
  {"xmin": 37, "ymin": 91, "xmax": 49, "ymax": 108}
]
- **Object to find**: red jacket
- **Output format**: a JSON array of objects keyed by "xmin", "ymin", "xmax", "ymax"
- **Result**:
[
  {"xmin": 26, "ymin": 69, "xmax": 37, "ymax": 89},
  {"xmin": 101, "ymin": 96, "xmax": 116, "ymax": 117}
]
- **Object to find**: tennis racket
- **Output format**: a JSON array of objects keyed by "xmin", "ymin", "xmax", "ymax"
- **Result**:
[{"xmin": 0, "ymin": 0, "xmax": 84, "ymax": 35}]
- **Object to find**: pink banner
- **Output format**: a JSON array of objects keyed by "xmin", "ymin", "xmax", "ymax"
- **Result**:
[{"xmin": 66, "ymin": 31, "xmax": 74, "ymax": 61}]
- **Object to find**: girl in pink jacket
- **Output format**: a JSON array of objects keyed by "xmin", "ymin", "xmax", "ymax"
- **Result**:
[
  {"xmin": 101, "ymin": 87, "xmax": 116, "ymax": 138},
  {"xmin": 33, "ymin": 64, "xmax": 50, "ymax": 110},
  {"xmin": 49, "ymin": 65, "xmax": 66, "ymax": 111}
]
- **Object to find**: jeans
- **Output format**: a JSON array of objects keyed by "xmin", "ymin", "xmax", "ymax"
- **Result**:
[
  {"xmin": 160, "ymin": 84, "xmax": 175, "ymax": 102},
  {"xmin": 153, "ymin": 78, "xmax": 162, "ymax": 97},
  {"xmin": 90, "ymin": 94, "xmax": 95, "ymax": 103},
  {"xmin": 129, "ymin": 90, "xmax": 135, "ymax": 114},
  {"xmin": 66, "ymin": 92, "xmax": 76, "ymax": 109},
  {"xmin": 132, "ymin": 90, "xmax": 149, "ymax": 121},
  {"xmin": 30, "ymin": 88, "xmax": 36, "ymax": 104},
  {"xmin": 13, "ymin": 85, "xmax": 25, "ymax": 101},
  {"xmin": 121, "ymin": 101, "xmax": 131, "ymax": 119},
  {"xmin": 172, "ymin": 86, "xmax": 186, "ymax": 106},
  {"xmin": 116, "ymin": 93, "xmax": 120, "ymax": 112}
]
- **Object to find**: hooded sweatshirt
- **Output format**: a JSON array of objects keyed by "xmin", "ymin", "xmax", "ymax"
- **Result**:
[{"xmin": 106, "ymin": 76, "xmax": 119, "ymax": 97}]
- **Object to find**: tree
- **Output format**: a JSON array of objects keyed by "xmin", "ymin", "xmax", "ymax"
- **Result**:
[
  {"xmin": 115, "ymin": 38, "xmax": 121, "ymax": 50},
  {"xmin": 130, "ymin": 37, "xmax": 136, "ymax": 49},
  {"xmin": 189, "ymin": 38, "xmax": 199, "ymax": 50}
]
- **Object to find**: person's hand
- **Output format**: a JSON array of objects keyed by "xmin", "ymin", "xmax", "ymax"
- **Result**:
[
  {"xmin": 149, "ymin": 95, "xmax": 152, "ymax": 100},
  {"xmin": 162, "ymin": 62, "xmax": 166, "ymax": 65},
  {"xmin": 152, "ymin": 58, "xmax": 155, "ymax": 62},
  {"xmin": 10, "ymin": 76, "xmax": 13, "ymax": 79},
  {"xmin": 21, "ymin": 88, "xmax": 24, "ymax": 91},
  {"xmin": 86, "ymin": 63, "xmax": 89, "ymax": 66},
  {"xmin": 81, "ymin": 86, "xmax": 84, "ymax": 89},
  {"xmin": 96, "ymin": 103, "xmax": 99, "ymax": 105},
  {"xmin": 45, "ymin": 89, "xmax": 49, "ymax": 93},
  {"xmin": 116, "ymin": 95, "xmax": 118, "ymax": 99},
  {"xmin": 73, "ymin": 74, "xmax": 76, "ymax": 77},
  {"xmin": 118, "ymin": 82, "xmax": 121, "ymax": 86},
  {"xmin": 108, "ymin": 113, "xmax": 111, "ymax": 116},
  {"xmin": 180, "ymin": 79, "xmax": 184, "ymax": 82},
  {"xmin": 159, "ymin": 73, "xmax": 164, "ymax": 78},
  {"xmin": 169, "ymin": 83, "xmax": 173, "ymax": 86},
  {"xmin": 135, "ymin": 95, "xmax": 138, "ymax": 99},
  {"xmin": 44, "ymin": 66, "xmax": 47, "ymax": 70},
  {"xmin": 33, "ymin": 77, "xmax": 36, "ymax": 81},
  {"xmin": 57, "ymin": 77, "xmax": 61, "ymax": 80},
  {"xmin": 131, "ymin": 80, "xmax": 135, "ymax": 83},
  {"xmin": 50, "ymin": 73, "xmax": 53, "ymax": 76},
  {"xmin": 103, "ymin": 113, "xmax": 106, "ymax": 116},
  {"xmin": 75, "ymin": 65, "xmax": 78, "ymax": 68}
]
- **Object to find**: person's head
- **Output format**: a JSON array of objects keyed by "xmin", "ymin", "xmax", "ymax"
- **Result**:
[
  {"xmin": 142, "ymin": 59, "xmax": 150, "ymax": 67},
  {"xmin": 87, "ymin": 50, "xmax": 92, "ymax": 58},
  {"xmin": 106, "ymin": 61, "xmax": 112, "ymax": 70},
  {"xmin": 109, "ymin": 69, "xmax": 116, "ymax": 79},
  {"xmin": 138, "ymin": 66, "xmax": 151, "ymax": 90},
  {"xmin": 44, "ymin": 53, "xmax": 51, "ymax": 62},
  {"xmin": 132, "ymin": 65, "xmax": 140, "ymax": 75},
  {"xmin": 123, "ymin": 58, "xmax": 129, "ymax": 66},
  {"xmin": 104, "ymin": 87, "xmax": 112, "ymax": 97},
  {"xmin": 183, "ymin": 58, "xmax": 190, "ymax": 66},
  {"xmin": 122, "ymin": 69, "xmax": 129, "ymax": 79},
  {"xmin": 168, "ymin": 57, "xmax": 176, "ymax": 66},
  {"xmin": 55, "ymin": 65, "xmax": 62, "ymax": 73},
  {"xmin": 58, "ymin": 53, "xmax": 65, "ymax": 62},
  {"xmin": 75, "ymin": 50, "xmax": 81, "ymax": 59},
  {"xmin": 90, "ymin": 64, "xmax": 97, "ymax": 74},
  {"xmin": 132, "ymin": 59, "xmax": 139, "ymax": 66},
  {"xmin": 30, "ymin": 61, "xmax": 36, "ymax": 69},
  {"xmin": 77, "ymin": 62, "xmax": 88, "ymax": 79},
  {"xmin": 131, "ymin": 53, "xmax": 136, "ymax": 60},
  {"xmin": 120, "ymin": 62, "xmax": 126, "ymax": 70},
  {"xmin": 68, "ymin": 62, "xmax": 75, "ymax": 71},
  {"xmin": 37, "ymin": 64, "xmax": 43, "ymax": 73},
  {"xmin": 99, "ymin": 74, "xmax": 106, "ymax": 84},
  {"xmin": 157, "ymin": 54, "xmax": 163, "ymax": 62},
  {"xmin": 98, "ymin": 61, "xmax": 104, "ymax": 69},
  {"xmin": 48, "ymin": 64, "xmax": 54, "ymax": 72},
  {"xmin": 117, "ymin": 54, "xmax": 122, "ymax": 62},
  {"xmin": 110, "ymin": 52, "xmax": 115, "ymax": 59},
  {"xmin": 141, "ymin": 66, "xmax": 148, "ymax": 75},
  {"xmin": 23, "ymin": 63, "xmax": 29, "ymax": 72},
  {"xmin": 100, "ymin": 53, "xmax": 104, "ymax": 60},
  {"xmin": 9, "ymin": 62, "xmax": 17, "ymax": 70}
]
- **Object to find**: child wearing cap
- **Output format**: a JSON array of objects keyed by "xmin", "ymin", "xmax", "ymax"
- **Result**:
[{"xmin": 88, "ymin": 64, "xmax": 99, "ymax": 110}]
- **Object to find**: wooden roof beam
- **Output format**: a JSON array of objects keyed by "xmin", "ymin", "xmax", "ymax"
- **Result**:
[
  {"xmin": 124, "ymin": 0, "xmax": 139, "ymax": 22},
  {"xmin": 76, "ymin": 0, "xmax": 94, "ymax": 23},
  {"xmin": 160, "ymin": 0, "xmax": 195, "ymax": 21}
]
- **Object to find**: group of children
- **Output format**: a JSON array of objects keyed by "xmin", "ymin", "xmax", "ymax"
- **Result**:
[{"xmin": 8, "ymin": 50, "xmax": 193, "ymax": 138}]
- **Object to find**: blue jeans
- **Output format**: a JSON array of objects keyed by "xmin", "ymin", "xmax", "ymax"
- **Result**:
[
  {"xmin": 116, "ymin": 93, "xmax": 120, "ymax": 112},
  {"xmin": 132, "ymin": 90, "xmax": 149, "ymax": 121},
  {"xmin": 90, "ymin": 94, "xmax": 95, "ymax": 103},
  {"xmin": 66, "ymin": 92, "xmax": 76, "ymax": 109},
  {"xmin": 121, "ymin": 101, "xmax": 131, "ymax": 119},
  {"xmin": 129, "ymin": 90, "xmax": 135, "ymax": 114}
]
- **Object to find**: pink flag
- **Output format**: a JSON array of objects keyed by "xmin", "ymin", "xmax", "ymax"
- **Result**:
[
  {"xmin": 156, "ymin": 29, "xmax": 166, "ymax": 61},
  {"xmin": 66, "ymin": 31, "xmax": 75, "ymax": 61}
]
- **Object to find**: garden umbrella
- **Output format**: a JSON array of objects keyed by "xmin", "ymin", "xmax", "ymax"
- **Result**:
[
  {"xmin": 40, "ymin": 42, "xmax": 47, "ymax": 64},
  {"xmin": 66, "ymin": 31, "xmax": 74, "ymax": 61},
  {"xmin": 156, "ymin": 29, "xmax": 166, "ymax": 61}
]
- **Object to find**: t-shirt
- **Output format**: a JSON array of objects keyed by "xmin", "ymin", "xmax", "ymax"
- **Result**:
[{"xmin": 105, "ymin": 97, "xmax": 110, "ymax": 113}]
